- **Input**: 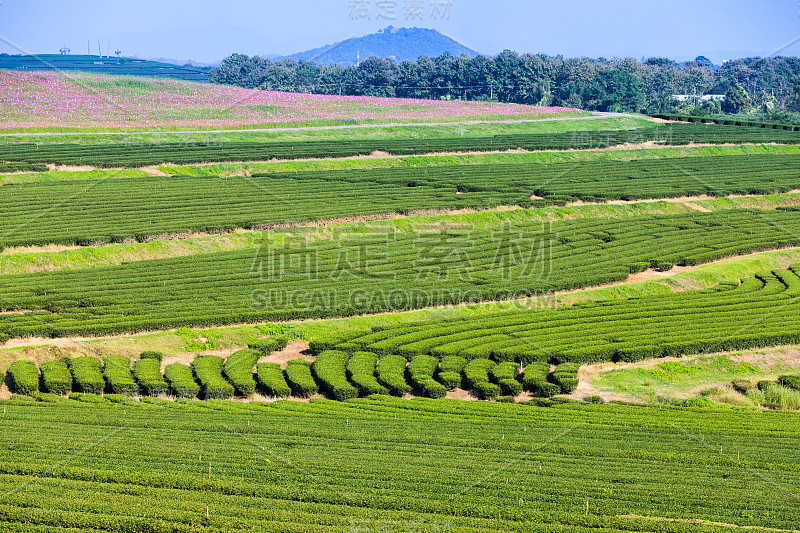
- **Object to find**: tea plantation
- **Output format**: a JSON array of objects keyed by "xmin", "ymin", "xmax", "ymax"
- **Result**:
[
  {"xmin": 0, "ymin": 396, "xmax": 797, "ymax": 532},
  {"xmin": 3, "ymin": 210, "xmax": 800, "ymax": 338},
  {"xmin": 3, "ymin": 113, "xmax": 800, "ymax": 533},
  {"xmin": 0, "ymin": 154, "xmax": 799, "ymax": 249}
]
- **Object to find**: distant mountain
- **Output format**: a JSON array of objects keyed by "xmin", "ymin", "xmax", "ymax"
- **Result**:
[{"xmin": 287, "ymin": 27, "xmax": 478, "ymax": 65}]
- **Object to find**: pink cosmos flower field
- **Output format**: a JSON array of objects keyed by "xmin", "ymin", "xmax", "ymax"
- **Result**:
[{"xmin": 0, "ymin": 71, "xmax": 585, "ymax": 132}]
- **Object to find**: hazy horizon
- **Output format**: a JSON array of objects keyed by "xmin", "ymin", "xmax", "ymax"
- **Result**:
[{"xmin": 1, "ymin": 0, "xmax": 799, "ymax": 64}]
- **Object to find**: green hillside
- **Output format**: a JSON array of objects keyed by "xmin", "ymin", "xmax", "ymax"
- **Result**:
[{"xmin": 0, "ymin": 54, "xmax": 210, "ymax": 82}]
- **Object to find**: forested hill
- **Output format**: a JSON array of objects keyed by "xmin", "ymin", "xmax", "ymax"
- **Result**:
[
  {"xmin": 211, "ymin": 52, "xmax": 800, "ymax": 119},
  {"xmin": 288, "ymin": 27, "xmax": 477, "ymax": 65}
]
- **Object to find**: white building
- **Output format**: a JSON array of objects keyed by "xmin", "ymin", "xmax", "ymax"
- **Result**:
[{"xmin": 672, "ymin": 94, "xmax": 726, "ymax": 102}]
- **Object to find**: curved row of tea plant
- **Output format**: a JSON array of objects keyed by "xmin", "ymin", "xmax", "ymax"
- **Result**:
[
  {"xmin": 333, "ymin": 267, "xmax": 800, "ymax": 365},
  {"xmin": 102, "ymin": 354, "xmax": 138, "ymax": 395},
  {"xmin": 1, "ymin": 153, "xmax": 799, "ymax": 249},
  {"xmin": 164, "ymin": 362, "xmax": 201, "ymax": 398},
  {"xmin": 0, "ymin": 396, "xmax": 797, "ymax": 531},
  {"xmin": 191, "ymin": 355, "xmax": 235, "ymax": 399},
  {"xmin": 255, "ymin": 362, "xmax": 292, "ymax": 397},
  {"xmin": 132, "ymin": 358, "xmax": 169, "ymax": 396},
  {"xmin": 70, "ymin": 356, "xmax": 105, "ymax": 394},
  {"xmin": 223, "ymin": 349, "xmax": 260, "ymax": 397},
  {"xmin": 38, "ymin": 359, "xmax": 72, "ymax": 395},
  {"xmin": 6, "ymin": 360, "xmax": 38, "ymax": 395},
  {"xmin": 283, "ymin": 359, "xmax": 318, "ymax": 397},
  {"xmin": 311, "ymin": 350, "xmax": 359, "ymax": 401}
]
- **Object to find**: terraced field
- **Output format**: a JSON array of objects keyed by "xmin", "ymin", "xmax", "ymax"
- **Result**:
[
  {"xmin": 4, "ymin": 110, "xmax": 800, "ymax": 533},
  {"xmin": 332, "ymin": 268, "xmax": 800, "ymax": 364},
  {"xmin": 1, "ymin": 154, "xmax": 799, "ymax": 249},
  {"xmin": 1, "ymin": 123, "xmax": 799, "ymax": 167},
  {"xmin": 3, "ymin": 210, "xmax": 800, "ymax": 339}
]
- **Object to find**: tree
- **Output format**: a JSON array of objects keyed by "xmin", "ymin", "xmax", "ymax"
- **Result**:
[
  {"xmin": 493, "ymin": 50, "xmax": 523, "ymax": 102},
  {"xmin": 587, "ymin": 69, "xmax": 646, "ymax": 112},
  {"xmin": 645, "ymin": 57, "xmax": 677, "ymax": 67},
  {"xmin": 354, "ymin": 56, "xmax": 398, "ymax": 97},
  {"xmin": 207, "ymin": 50, "xmax": 800, "ymax": 117},
  {"xmin": 209, "ymin": 53, "xmax": 251, "ymax": 86},
  {"xmin": 694, "ymin": 56, "xmax": 714, "ymax": 69},
  {"xmin": 785, "ymin": 75, "xmax": 800, "ymax": 112},
  {"xmin": 465, "ymin": 55, "xmax": 497, "ymax": 101},
  {"xmin": 722, "ymin": 84, "xmax": 751, "ymax": 113}
]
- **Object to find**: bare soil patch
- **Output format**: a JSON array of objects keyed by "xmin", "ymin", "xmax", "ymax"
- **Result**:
[
  {"xmin": 257, "ymin": 340, "xmax": 314, "ymax": 365},
  {"xmin": 645, "ymin": 117, "xmax": 682, "ymax": 124},
  {"xmin": 619, "ymin": 513, "xmax": 786, "ymax": 531},
  {"xmin": 141, "ymin": 166, "xmax": 170, "ymax": 177},
  {"xmin": 567, "ymin": 190, "xmax": 800, "ymax": 209},
  {"xmin": 625, "ymin": 266, "xmax": 694, "ymax": 283},
  {"xmin": 727, "ymin": 347, "xmax": 800, "ymax": 370},
  {"xmin": 684, "ymin": 202, "xmax": 712, "ymax": 212},
  {"xmin": 572, "ymin": 344, "xmax": 800, "ymax": 403},
  {"xmin": 47, "ymin": 164, "xmax": 96, "ymax": 172},
  {"xmin": 1, "ymin": 243, "xmax": 83, "ymax": 255},
  {"xmin": 445, "ymin": 388, "xmax": 478, "ymax": 400}
]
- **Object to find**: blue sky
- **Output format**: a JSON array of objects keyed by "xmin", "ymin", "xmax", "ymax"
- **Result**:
[{"xmin": 1, "ymin": 0, "xmax": 799, "ymax": 64}]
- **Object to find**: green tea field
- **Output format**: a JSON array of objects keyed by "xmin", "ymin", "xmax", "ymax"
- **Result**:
[{"xmin": 2, "ymin": 71, "xmax": 800, "ymax": 532}]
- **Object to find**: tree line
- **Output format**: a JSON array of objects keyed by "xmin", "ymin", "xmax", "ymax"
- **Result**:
[{"xmin": 210, "ymin": 52, "xmax": 800, "ymax": 119}]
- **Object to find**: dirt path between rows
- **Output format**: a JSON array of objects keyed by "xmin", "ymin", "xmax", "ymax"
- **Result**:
[
  {"xmin": 565, "ymin": 190, "xmax": 800, "ymax": 208},
  {"xmin": 617, "ymin": 514, "xmax": 788, "ymax": 532}
]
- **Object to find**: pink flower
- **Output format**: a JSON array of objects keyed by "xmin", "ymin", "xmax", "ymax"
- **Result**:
[{"xmin": 0, "ymin": 71, "xmax": 581, "ymax": 131}]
